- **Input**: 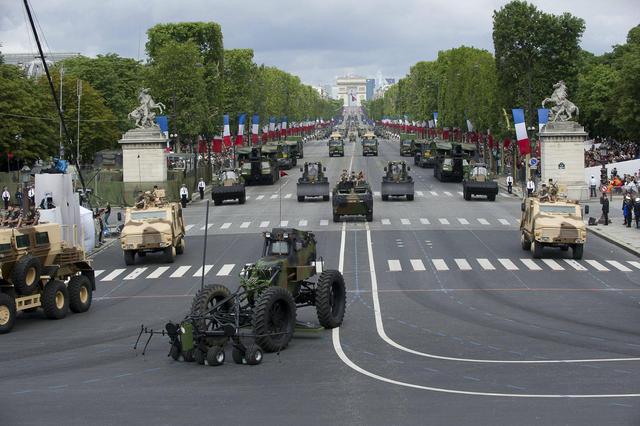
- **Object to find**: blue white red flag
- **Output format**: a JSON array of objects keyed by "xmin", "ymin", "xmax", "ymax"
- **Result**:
[
  {"xmin": 235, "ymin": 114, "xmax": 246, "ymax": 146},
  {"xmin": 223, "ymin": 114, "xmax": 231, "ymax": 147},
  {"xmin": 512, "ymin": 108, "xmax": 530, "ymax": 155},
  {"xmin": 251, "ymin": 114, "xmax": 259, "ymax": 144}
]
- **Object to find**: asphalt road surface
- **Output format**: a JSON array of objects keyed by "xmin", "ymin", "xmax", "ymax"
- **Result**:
[{"xmin": 2, "ymin": 136, "xmax": 640, "ymax": 426}]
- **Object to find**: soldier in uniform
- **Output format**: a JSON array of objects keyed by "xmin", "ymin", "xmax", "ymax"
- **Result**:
[
  {"xmin": 357, "ymin": 171, "xmax": 365, "ymax": 184},
  {"xmin": 179, "ymin": 184, "xmax": 189, "ymax": 208}
]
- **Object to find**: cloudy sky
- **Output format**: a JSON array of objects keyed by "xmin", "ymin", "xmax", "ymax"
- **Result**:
[{"xmin": 1, "ymin": 0, "xmax": 638, "ymax": 86}]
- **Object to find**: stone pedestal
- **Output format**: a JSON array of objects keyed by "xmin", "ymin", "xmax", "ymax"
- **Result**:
[
  {"xmin": 119, "ymin": 127, "xmax": 168, "ymax": 183},
  {"xmin": 540, "ymin": 121, "xmax": 589, "ymax": 201}
]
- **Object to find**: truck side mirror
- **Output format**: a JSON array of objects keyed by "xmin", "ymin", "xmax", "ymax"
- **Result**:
[
  {"xmin": 520, "ymin": 202, "xmax": 525, "ymax": 212},
  {"xmin": 585, "ymin": 205, "xmax": 590, "ymax": 215},
  {"xmin": 117, "ymin": 212, "xmax": 122, "ymax": 221}
]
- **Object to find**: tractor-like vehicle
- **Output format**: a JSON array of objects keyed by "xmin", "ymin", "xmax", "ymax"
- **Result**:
[{"xmin": 297, "ymin": 162, "xmax": 330, "ymax": 201}]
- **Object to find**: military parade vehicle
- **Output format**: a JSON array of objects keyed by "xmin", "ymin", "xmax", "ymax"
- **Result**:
[
  {"xmin": 348, "ymin": 130, "xmax": 357, "ymax": 142},
  {"xmin": 142, "ymin": 228, "xmax": 346, "ymax": 366},
  {"xmin": 297, "ymin": 162, "xmax": 330, "ymax": 201},
  {"xmin": 520, "ymin": 193, "xmax": 588, "ymax": 260},
  {"xmin": 361, "ymin": 132, "xmax": 379, "ymax": 156},
  {"xmin": 434, "ymin": 143, "xmax": 464, "ymax": 182},
  {"xmin": 266, "ymin": 141, "xmax": 296, "ymax": 170},
  {"xmin": 211, "ymin": 168, "xmax": 246, "ymax": 205},
  {"xmin": 0, "ymin": 223, "xmax": 96, "ymax": 333},
  {"xmin": 328, "ymin": 133, "xmax": 345, "ymax": 157},
  {"xmin": 462, "ymin": 163, "xmax": 499, "ymax": 201},
  {"xmin": 238, "ymin": 146, "xmax": 280, "ymax": 185},
  {"xmin": 399, "ymin": 133, "xmax": 416, "ymax": 156},
  {"xmin": 332, "ymin": 176, "xmax": 374, "ymax": 222},
  {"xmin": 120, "ymin": 189, "xmax": 186, "ymax": 265},
  {"xmin": 286, "ymin": 136, "xmax": 304, "ymax": 159},
  {"xmin": 381, "ymin": 161, "xmax": 415, "ymax": 201},
  {"xmin": 414, "ymin": 140, "xmax": 439, "ymax": 168}
]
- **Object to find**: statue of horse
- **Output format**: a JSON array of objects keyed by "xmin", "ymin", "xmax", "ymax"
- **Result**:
[{"xmin": 541, "ymin": 80, "xmax": 579, "ymax": 122}]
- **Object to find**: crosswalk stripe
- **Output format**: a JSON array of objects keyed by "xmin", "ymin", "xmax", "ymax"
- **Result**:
[
  {"xmin": 200, "ymin": 223, "xmax": 213, "ymax": 231},
  {"xmin": 101, "ymin": 269, "xmax": 125, "ymax": 281},
  {"xmin": 256, "ymin": 195, "xmax": 265, "ymax": 200},
  {"xmin": 432, "ymin": 259, "xmax": 449, "ymax": 271},
  {"xmin": 220, "ymin": 222, "xmax": 231, "ymax": 229},
  {"xmin": 416, "ymin": 191, "xmax": 424, "ymax": 197},
  {"xmin": 457, "ymin": 218, "xmax": 469, "ymax": 225},
  {"xmin": 477, "ymin": 218, "xmax": 490, "ymax": 225},
  {"xmin": 388, "ymin": 260, "xmax": 402, "ymax": 271},
  {"xmin": 585, "ymin": 260, "xmax": 609, "ymax": 271},
  {"xmin": 457, "ymin": 191, "xmax": 463, "ymax": 196},
  {"xmin": 500, "ymin": 193, "xmax": 510, "ymax": 198},
  {"xmin": 147, "ymin": 266, "xmax": 170, "ymax": 279},
  {"xmin": 410, "ymin": 259, "xmax": 425, "ymax": 271},
  {"xmin": 542, "ymin": 259, "xmax": 564, "ymax": 271},
  {"xmin": 520, "ymin": 259, "xmax": 542, "ymax": 271},
  {"xmin": 627, "ymin": 261, "xmax": 640, "ymax": 270},
  {"xmin": 216, "ymin": 264, "xmax": 235, "ymax": 276},
  {"xmin": 259, "ymin": 221, "xmax": 270, "ymax": 228},
  {"xmin": 94, "ymin": 270, "xmax": 104, "ymax": 278},
  {"xmin": 320, "ymin": 220, "xmax": 329, "ymax": 226},
  {"xmin": 498, "ymin": 258, "xmax": 518, "ymax": 270},
  {"xmin": 193, "ymin": 265, "xmax": 214, "ymax": 277},
  {"xmin": 280, "ymin": 220, "xmax": 289, "ymax": 226},
  {"xmin": 284, "ymin": 193, "xmax": 292, "ymax": 199},
  {"xmin": 438, "ymin": 218, "xmax": 449, "ymax": 225},
  {"xmin": 401, "ymin": 218, "xmax": 411, "ymax": 225},
  {"xmin": 240, "ymin": 222, "xmax": 251, "ymax": 228},
  {"xmin": 606, "ymin": 260, "xmax": 632, "ymax": 272},
  {"xmin": 185, "ymin": 224, "xmax": 195, "ymax": 232},
  {"xmin": 170, "ymin": 266, "xmax": 191, "ymax": 278},
  {"xmin": 477, "ymin": 258, "xmax": 495, "ymax": 270},
  {"xmin": 374, "ymin": 191, "xmax": 381, "ymax": 197},
  {"xmin": 124, "ymin": 267, "xmax": 148, "ymax": 280},
  {"xmin": 444, "ymin": 191, "xmax": 452, "ymax": 196},
  {"xmin": 299, "ymin": 219, "xmax": 308, "ymax": 227},
  {"xmin": 270, "ymin": 194, "xmax": 278, "ymax": 199},
  {"xmin": 245, "ymin": 195, "xmax": 251, "ymax": 200},
  {"xmin": 454, "ymin": 258, "xmax": 472, "ymax": 271},
  {"xmin": 430, "ymin": 191, "xmax": 438, "ymax": 196},
  {"xmin": 498, "ymin": 219, "xmax": 510, "ymax": 225},
  {"xmin": 420, "ymin": 218, "xmax": 430, "ymax": 225},
  {"xmin": 381, "ymin": 218, "xmax": 391, "ymax": 225},
  {"xmin": 564, "ymin": 259, "xmax": 587, "ymax": 271}
]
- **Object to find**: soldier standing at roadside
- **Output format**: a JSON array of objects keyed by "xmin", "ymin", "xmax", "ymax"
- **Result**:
[
  {"xmin": 2, "ymin": 187, "xmax": 10, "ymax": 209},
  {"xmin": 198, "ymin": 178, "xmax": 205, "ymax": 200},
  {"xmin": 601, "ymin": 193, "xmax": 609, "ymax": 226}
]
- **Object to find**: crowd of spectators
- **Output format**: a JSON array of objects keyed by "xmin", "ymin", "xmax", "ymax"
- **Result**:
[{"xmin": 584, "ymin": 137, "xmax": 640, "ymax": 167}]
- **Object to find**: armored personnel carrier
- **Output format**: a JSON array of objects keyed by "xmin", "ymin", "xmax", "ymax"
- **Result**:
[
  {"xmin": 362, "ymin": 132, "xmax": 378, "ymax": 156},
  {"xmin": 434, "ymin": 143, "xmax": 464, "ymax": 182},
  {"xmin": 286, "ymin": 136, "xmax": 304, "ymax": 159},
  {"xmin": 381, "ymin": 161, "xmax": 415, "ymax": 201},
  {"xmin": 328, "ymin": 133, "xmax": 345, "ymax": 157},
  {"xmin": 211, "ymin": 168, "xmax": 246, "ymax": 205},
  {"xmin": 0, "ymin": 222, "xmax": 95, "ymax": 333},
  {"xmin": 297, "ymin": 162, "xmax": 330, "ymax": 201},
  {"xmin": 520, "ymin": 195, "xmax": 587, "ymax": 260},
  {"xmin": 120, "ymin": 189, "xmax": 186, "ymax": 265},
  {"xmin": 238, "ymin": 146, "xmax": 280, "ymax": 185},
  {"xmin": 265, "ymin": 141, "xmax": 296, "ymax": 170},
  {"xmin": 348, "ymin": 130, "xmax": 357, "ymax": 142},
  {"xmin": 399, "ymin": 133, "xmax": 416, "ymax": 156},
  {"xmin": 332, "ymin": 177, "xmax": 373, "ymax": 222},
  {"xmin": 463, "ymin": 163, "xmax": 498, "ymax": 201}
]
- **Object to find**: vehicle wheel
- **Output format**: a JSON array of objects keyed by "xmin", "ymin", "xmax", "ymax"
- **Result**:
[
  {"xmin": 183, "ymin": 350, "xmax": 194, "ymax": 362},
  {"xmin": 169, "ymin": 342, "xmax": 181, "ymax": 361},
  {"xmin": 297, "ymin": 196, "xmax": 304, "ymax": 202},
  {"xmin": 11, "ymin": 254, "xmax": 42, "ymax": 296},
  {"xmin": 520, "ymin": 233, "xmax": 529, "ymax": 251},
  {"xmin": 164, "ymin": 246, "xmax": 176, "ymax": 263},
  {"xmin": 68, "ymin": 275, "xmax": 92, "ymax": 313},
  {"xmin": 572, "ymin": 244, "xmax": 584, "ymax": 260},
  {"xmin": 252, "ymin": 286, "xmax": 296, "ymax": 353},
  {"xmin": 190, "ymin": 284, "xmax": 234, "ymax": 346},
  {"xmin": 213, "ymin": 198, "xmax": 222, "ymax": 206},
  {"xmin": 488, "ymin": 194, "xmax": 496, "ymax": 201},
  {"xmin": 124, "ymin": 250, "xmax": 135, "ymax": 266},
  {"xmin": 42, "ymin": 280, "xmax": 69, "ymax": 320},
  {"xmin": 176, "ymin": 238, "xmax": 185, "ymax": 255},
  {"xmin": 464, "ymin": 190, "xmax": 471, "ymax": 201},
  {"xmin": 531, "ymin": 240, "xmax": 543, "ymax": 259},
  {"xmin": 232, "ymin": 346, "xmax": 244, "ymax": 364},
  {"xmin": 193, "ymin": 347, "xmax": 206, "ymax": 365},
  {"xmin": 333, "ymin": 214, "xmax": 340, "ymax": 223},
  {"xmin": 137, "ymin": 251, "xmax": 146, "ymax": 257},
  {"xmin": 245, "ymin": 344, "xmax": 263, "ymax": 365},
  {"xmin": 206, "ymin": 346, "xmax": 225, "ymax": 366},
  {"xmin": 381, "ymin": 194, "xmax": 389, "ymax": 201},
  {"xmin": 407, "ymin": 194, "xmax": 414, "ymax": 201},
  {"xmin": 239, "ymin": 193, "xmax": 246, "ymax": 204},
  {"xmin": 0, "ymin": 293, "xmax": 16, "ymax": 334},
  {"xmin": 366, "ymin": 212, "xmax": 373, "ymax": 222},
  {"xmin": 323, "ymin": 195, "xmax": 330, "ymax": 201},
  {"xmin": 316, "ymin": 270, "xmax": 346, "ymax": 328}
]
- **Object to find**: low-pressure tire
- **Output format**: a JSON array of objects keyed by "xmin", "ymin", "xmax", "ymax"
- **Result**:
[
  {"xmin": 164, "ymin": 246, "xmax": 176, "ymax": 263},
  {"xmin": 206, "ymin": 346, "xmax": 225, "ymax": 366},
  {"xmin": 316, "ymin": 270, "xmax": 346, "ymax": 329},
  {"xmin": 183, "ymin": 350, "xmax": 194, "ymax": 362},
  {"xmin": 572, "ymin": 244, "xmax": 584, "ymax": 260},
  {"xmin": 407, "ymin": 194, "xmax": 414, "ymax": 201},
  {"xmin": 124, "ymin": 250, "xmax": 135, "ymax": 266},
  {"xmin": 11, "ymin": 254, "xmax": 42, "ymax": 296},
  {"xmin": 0, "ymin": 292, "xmax": 16, "ymax": 334},
  {"xmin": 42, "ymin": 280, "xmax": 69, "ymax": 320},
  {"xmin": 194, "ymin": 347, "xmax": 206, "ymax": 365},
  {"xmin": 366, "ymin": 212, "xmax": 373, "ymax": 222},
  {"xmin": 176, "ymin": 238, "xmax": 185, "ymax": 255},
  {"xmin": 333, "ymin": 214, "xmax": 340, "ymax": 223},
  {"xmin": 190, "ymin": 284, "xmax": 233, "ymax": 346},
  {"xmin": 68, "ymin": 275, "xmax": 92, "ymax": 313},
  {"xmin": 245, "ymin": 344, "xmax": 263, "ymax": 365},
  {"xmin": 232, "ymin": 346, "xmax": 244, "ymax": 364},
  {"xmin": 323, "ymin": 195, "xmax": 330, "ymax": 201},
  {"xmin": 239, "ymin": 193, "xmax": 246, "ymax": 204},
  {"xmin": 521, "ymin": 233, "xmax": 529, "ymax": 251},
  {"xmin": 488, "ymin": 194, "xmax": 496, "ymax": 201},
  {"xmin": 464, "ymin": 190, "xmax": 471, "ymax": 201},
  {"xmin": 532, "ymin": 240, "xmax": 543, "ymax": 259},
  {"xmin": 213, "ymin": 198, "xmax": 222, "ymax": 206},
  {"xmin": 381, "ymin": 194, "xmax": 389, "ymax": 201},
  {"xmin": 252, "ymin": 286, "xmax": 296, "ymax": 353}
]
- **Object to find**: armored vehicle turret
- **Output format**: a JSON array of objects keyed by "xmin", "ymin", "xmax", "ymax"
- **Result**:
[{"xmin": 332, "ymin": 174, "xmax": 373, "ymax": 222}]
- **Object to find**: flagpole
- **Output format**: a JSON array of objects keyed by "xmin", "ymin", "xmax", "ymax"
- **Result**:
[{"xmin": 279, "ymin": 174, "xmax": 282, "ymax": 225}]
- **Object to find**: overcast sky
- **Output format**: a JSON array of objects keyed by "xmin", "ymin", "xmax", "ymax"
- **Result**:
[{"xmin": 1, "ymin": 0, "xmax": 638, "ymax": 86}]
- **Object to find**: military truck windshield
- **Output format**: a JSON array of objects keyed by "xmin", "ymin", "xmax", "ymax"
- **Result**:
[
  {"xmin": 131, "ymin": 211, "xmax": 167, "ymax": 221},
  {"xmin": 401, "ymin": 140, "xmax": 412, "ymax": 146},
  {"xmin": 329, "ymin": 140, "xmax": 342, "ymax": 146},
  {"xmin": 270, "ymin": 241, "xmax": 289, "ymax": 255},
  {"xmin": 472, "ymin": 167, "xmax": 488, "ymax": 176},
  {"xmin": 539, "ymin": 205, "xmax": 578, "ymax": 215},
  {"xmin": 221, "ymin": 171, "xmax": 238, "ymax": 180},
  {"xmin": 307, "ymin": 164, "xmax": 319, "ymax": 176},
  {"xmin": 363, "ymin": 140, "xmax": 376, "ymax": 145}
]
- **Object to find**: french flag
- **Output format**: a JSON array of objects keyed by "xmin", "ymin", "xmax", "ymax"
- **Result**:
[
  {"xmin": 269, "ymin": 117, "xmax": 276, "ymax": 140},
  {"xmin": 235, "ymin": 114, "xmax": 246, "ymax": 146},
  {"xmin": 281, "ymin": 117, "xmax": 287, "ymax": 138},
  {"xmin": 512, "ymin": 108, "xmax": 531, "ymax": 155},
  {"xmin": 223, "ymin": 114, "xmax": 231, "ymax": 147},
  {"xmin": 537, "ymin": 108, "xmax": 549, "ymax": 133},
  {"xmin": 251, "ymin": 114, "xmax": 259, "ymax": 144},
  {"xmin": 262, "ymin": 125, "xmax": 268, "ymax": 143}
]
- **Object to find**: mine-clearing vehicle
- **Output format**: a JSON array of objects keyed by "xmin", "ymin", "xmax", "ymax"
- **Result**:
[
  {"xmin": 463, "ymin": 163, "xmax": 499, "ymax": 201},
  {"xmin": 381, "ymin": 161, "xmax": 415, "ymax": 201},
  {"xmin": 297, "ymin": 162, "xmax": 330, "ymax": 201},
  {"xmin": 211, "ymin": 168, "xmax": 246, "ymax": 205}
]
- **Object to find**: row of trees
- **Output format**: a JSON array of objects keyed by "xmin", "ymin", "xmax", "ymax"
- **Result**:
[
  {"xmin": 0, "ymin": 22, "xmax": 341, "ymax": 169},
  {"xmin": 365, "ymin": 0, "xmax": 639, "ymax": 143}
]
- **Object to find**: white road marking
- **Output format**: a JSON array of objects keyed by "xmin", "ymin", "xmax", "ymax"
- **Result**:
[
  {"xmin": 416, "ymin": 191, "xmax": 424, "ymax": 197},
  {"xmin": 245, "ymin": 195, "xmax": 251, "ymax": 200},
  {"xmin": 542, "ymin": 259, "xmax": 564, "ymax": 271},
  {"xmin": 298, "ymin": 219, "xmax": 308, "ymax": 227},
  {"xmin": 606, "ymin": 260, "xmax": 632, "ymax": 272},
  {"xmin": 627, "ymin": 261, "xmax": 640, "ymax": 270},
  {"xmin": 320, "ymin": 220, "xmax": 329, "ymax": 226},
  {"xmin": 200, "ymin": 224, "xmax": 213, "ymax": 230},
  {"xmin": 147, "ymin": 266, "xmax": 170, "ymax": 279},
  {"xmin": 101, "ymin": 269, "xmax": 125, "ymax": 281},
  {"xmin": 270, "ymin": 194, "xmax": 278, "ymax": 199},
  {"xmin": 170, "ymin": 266, "xmax": 191, "ymax": 278},
  {"xmin": 220, "ymin": 222, "xmax": 231, "ymax": 229},
  {"xmin": 444, "ymin": 191, "xmax": 452, "ymax": 196},
  {"xmin": 400, "ymin": 218, "xmax": 411, "ymax": 225},
  {"xmin": 457, "ymin": 218, "xmax": 469, "ymax": 225},
  {"xmin": 256, "ymin": 195, "xmax": 264, "ymax": 200},
  {"xmin": 216, "ymin": 264, "xmax": 235, "ymax": 276},
  {"xmin": 454, "ymin": 258, "xmax": 472, "ymax": 271},
  {"xmin": 374, "ymin": 191, "xmax": 381, "ymax": 197},
  {"xmin": 240, "ymin": 222, "xmax": 251, "ymax": 228},
  {"xmin": 585, "ymin": 260, "xmax": 609, "ymax": 271},
  {"xmin": 438, "ymin": 218, "xmax": 449, "ymax": 225},
  {"xmin": 457, "ymin": 191, "xmax": 463, "ymax": 196},
  {"xmin": 381, "ymin": 218, "xmax": 391, "ymax": 225},
  {"xmin": 498, "ymin": 219, "xmax": 510, "ymax": 225},
  {"xmin": 500, "ymin": 193, "xmax": 510, "ymax": 198},
  {"xmin": 185, "ymin": 224, "xmax": 195, "ymax": 232},
  {"xmin": 498, "ymin": 258, "xmax": 519, "ymax": 271},
  {"xmin": 259, "ymin": 221, "xmax": 270, "ymax": 228},
  {"xmin": 564, "ymin": 260, "xmax": 587, "ymax": 271},
  {"xmin": 388, "ymin": 260, "xmax": 402, "ymax": 272},
  {"xmin": 520, "ymin": 259, "xmax": 542, "ymax": 271},
  {"xmin": 430, "ymin": 191, "xmax": 438, "ymax": 196},
  {"xmin": 410, "ymin": 259, "xmax": 425, "ymax": 271},
  {"xmin": 477, "ymin": 218, "xmax": 490, "ymax": 225},
  {"xmin": 432, "ymin": 259, "xmax": 449, "ymax": 271},
  {"xmin": 284, "ymin": 193, "xmax": 292, "ymax": 199},
  {"xmin": 477, "ymin": 258, "xmax": 495, "ymax": 270},
  {"xmin": 94, "ymin": 270, "xmax": 104, "ymax": 278},
  {"xmin": 420, "ymin": 218, "xmax": 430, "ymax": 225},
  {"xmin": 124, "ymin": 267, "xmax": 147, "ymax": 280},
  {"xmin": 193, "ymin": 265, "xmax": 214, "ymax": 277},
  {"xmin": 280, "ymin": 220, "xmax": 289, "ymax": 227}
]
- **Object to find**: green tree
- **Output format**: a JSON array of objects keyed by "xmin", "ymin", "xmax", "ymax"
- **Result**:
[{"xmin": 221, "ymin": 49, "xmax": 258, "ymax": 127}]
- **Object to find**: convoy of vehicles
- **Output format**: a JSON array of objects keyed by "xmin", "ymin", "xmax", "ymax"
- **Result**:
[{"xmin": 211, "ymin": 168, "xmax": 246, "ymax": 205}]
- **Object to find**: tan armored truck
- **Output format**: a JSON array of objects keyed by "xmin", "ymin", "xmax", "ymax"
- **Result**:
[
  {"xmin": 520, "ymin": 195, "xmax": 588, "ymax": 260},
  {"xmin": 0, "ymin": 223, "xmax": 95, "ymax": 333},
  {"xmin": 119, "ymin": 189, "xmax": 186, "ymax": 265}
]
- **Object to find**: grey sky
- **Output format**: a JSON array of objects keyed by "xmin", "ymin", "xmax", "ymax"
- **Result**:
[{"xmin": 1, "ymin": 0, "xmax": 638, "ymax": 86}]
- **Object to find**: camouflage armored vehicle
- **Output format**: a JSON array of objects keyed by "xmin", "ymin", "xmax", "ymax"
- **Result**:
[
  {"xmin": 381, "ymin": 161, "xmax": 415, "ymax": 201},
  {"xmin": 265, "ymin": 141, "xmax": 296, "ymax": 170},
  {"xmin": 399, "ymin": 133, "xmax": 416, "ymax": 156},
  {"xmin": 520, "ymin": 195, "xmax": 587, "ymax": 260},
  {"xmin": 238, "ymin": 146, "xmax": 280, "ymax": 185},
  {"xmin": 415, "ymin": 140, "xmax": 442, "ymax": 168},
  {"xmin": 211, "ymin": 168, "xmax": 246, "ymax": 205},
  {"xmin": 332, "ymin": 177, "xmax": 373, "ymax": 222},
  {"xmin": 120, "ymin": 189, "xmax": 186, "ymax": 265},
  {"xmin": 297, "ymin": 162, "xmax": 330, "ymax": 201},
  {"xmin": 362, "ymin": 132, "xmax": 379, "ymax": 156},
  {"xmin": 0, "ymin": 223, "xmax": 95, "ymax": 333},
  {"xmin": 286, "ymin": 136, "xmax": 304, "ymax": 159},
  {"xmin": 328, "ymin": 133, "xmax": 345, "ymax": 157},
  {"xmin": 348, "ymin": 130, "xmax": 357, "ymax": 142},
  {"xmin": 463, "ymin": 163, "xmax": 498, "ymax": 201},
  {"xmin": 434, "ymin": 143, "xmax": 464, "ymax": 182},
  {"xmin": 156, "ymin": 228, "xmax": 346, "ymax": 365}
]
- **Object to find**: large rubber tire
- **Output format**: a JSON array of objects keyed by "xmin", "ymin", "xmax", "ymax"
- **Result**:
[
  {"xmin": 316, "ymin": 270, "xmax": 346, "ymax": 329},
  {"xmin": 572, "ymin": 244, "xmax": 584, "ymax": 260},
  {"xmin": 193, "ymin": 347, "xmax": 206, "ymax": 365},
  {"xmin": 206, "ymin": 346, "xmax": 225, "ymax": 366},
  {"xmin": 407, "ymin": 194, "xmax": 414, "ymax": 201},
  {"xmin": 520, "ymin": 233, "xmax": 530, "ymax": 251},
  {"xmin": 42, "ymin": 280, "xmax": 69, "ymax": 320},
  {"xmin": 213, "ymin": 198, "xmax": 222, "ymax": 206},
  {"xmin": 232, "ymin": 346, "xmax": 244, "ymax": 364},
  {"xmin": 190, "ymin": 284, "xmax": 233, "ymax": 346},
  {"xmin": 333, "ymin": 214, "xmax": 340, "ymax": 223},
  {"xmin": 297, "ymin": 196, "xmax": 304, "ymax": 202},
  {"xmin": 323, "ymin": 195, "xmax": 330, "ymax": 201},
  {"xmin": 381, "ymin": 194, "xmax": 389, "ymax": 201},
  {"xmin": 464, "ymin": 190, "xmax": 471, "ymax": 201},
  {"xmin": 124, "ymin": 250, "xmax": 135, "ymax": 266},
  {"xmin": 244, "ymin": 344, "xmax": 263, "ymax": 365},
  {"xmin": 239, "ymin": 192, "xmax": 246, "ymax": 204},
  {"xmin": 531, "ymin": 240, "xmax": 543, "ymax": 259},
  {"xmin": 176, "ymin": 238, "xmax": 185, "ymax": 255},
  {"xmin": 164, "ymin": 246, "xmax": 175, "ymax": 263},
  {"xmin": 68, "ymin": 275, "xmax": 92, "ymax": 313},
  {"xmin": 488, "ymin": 194, "xmax": 496, "ymax": 201},
  {"xmin": 0, "ymin": 292, "xmax": 16, "ymax": 334},
  {"xmin": 11, "ymin": 255, "xmax": 41, "ymax": 296},
  {"xmin": 252, "ymin": 287, "xmax": 296, "ymax": 353},
  {"xmin": 366, "ymin": 212, "xmax": 373, "ymax": 222}
]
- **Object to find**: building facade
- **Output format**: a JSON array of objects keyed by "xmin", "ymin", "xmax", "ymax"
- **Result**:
[
  {"xmin": 366, "ymin": 78, "xmax": 375, "ymax": 101},
  {"xmin": 336, "ymin": 76, "xmax": 367, "ymax": 107}
]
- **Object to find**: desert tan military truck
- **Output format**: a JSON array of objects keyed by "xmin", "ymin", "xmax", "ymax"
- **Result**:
[
  {"xmin": 520, "ymin": 196, "xmax": 588, "ymax": 260},
  {"xmin": 119, "ymin": 189, "xmax": 186, "ymax": 265},
  {"xmin": 0, "ymin": 223, "xmax": 95, "ymax": 333}
]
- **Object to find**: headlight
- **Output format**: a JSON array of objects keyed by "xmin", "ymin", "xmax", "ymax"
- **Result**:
[{"xmin": 180, "ymin": 326, "xmax": 186, "ymax": 334}]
